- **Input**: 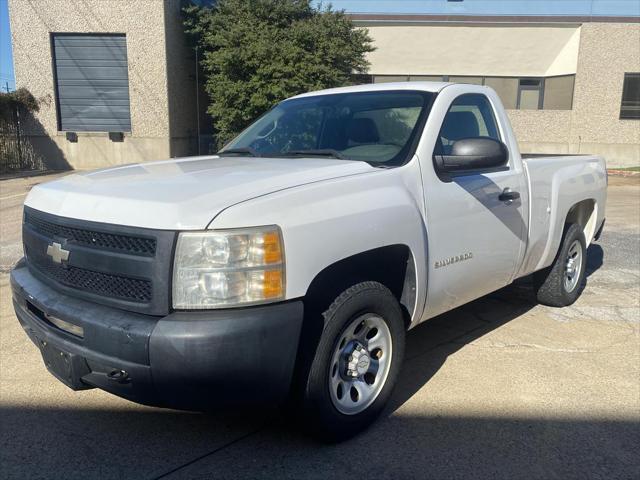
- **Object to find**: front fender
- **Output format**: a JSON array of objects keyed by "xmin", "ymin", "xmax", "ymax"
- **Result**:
[{"xmin": 209, "ymin": 163, "xmax": 428, "ymax": 323}]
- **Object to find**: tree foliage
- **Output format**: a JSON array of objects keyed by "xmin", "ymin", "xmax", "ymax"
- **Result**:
[
  {"xmin": 0, "ymin": 88, "xmax": 41, "ymax": 119},
  {"xmin": 183, "ymin": 0, "xmax": 374, "ymax": 146}
]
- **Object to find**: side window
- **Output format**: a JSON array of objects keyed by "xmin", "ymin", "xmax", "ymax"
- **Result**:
[{"xmin": 435, "ymin": 94, "xmax": 500, "ymax": 155}]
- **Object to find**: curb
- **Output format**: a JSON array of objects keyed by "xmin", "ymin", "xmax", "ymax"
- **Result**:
[{"xmin": 607, "ymin": 169, "xmax": 640, "ymax": 177}]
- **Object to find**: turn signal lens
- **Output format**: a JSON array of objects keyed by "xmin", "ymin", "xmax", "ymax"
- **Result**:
[
  {"xmin": 262, "ymin": 232, "xmax": 283, "ymax": 264},
  {"xmin": 262, "ymin": 269, "xmax": 284, "ymax": 298}
]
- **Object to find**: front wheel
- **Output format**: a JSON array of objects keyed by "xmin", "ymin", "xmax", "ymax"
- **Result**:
[
  {"xmin": 302, "ymin": 281, "xmax": 405, "ymax": 442},
  {"xmin": 534, "ymin": 223, "xmax": 587, "ymax": 307}
]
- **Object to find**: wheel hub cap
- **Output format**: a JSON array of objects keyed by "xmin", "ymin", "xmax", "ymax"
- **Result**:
[
  {"xmin": 346, "ymin": 344, "xmax": 371, "ymax": 377},
  {"xmin": 564, "ymin": 239, "xmax": 583, "ymax": 293},
  {"xmin": 329, "ymin": 314, "xmax": 393, "ymax": 415}
]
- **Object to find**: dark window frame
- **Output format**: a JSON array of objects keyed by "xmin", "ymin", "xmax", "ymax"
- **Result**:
[
  {"xmin": 620, "ymin": 72, "xmax": 640, "ymax": 120},
  {"xmin": 516, "ymin": 78, "xmax": 545, "ymax": 110}
]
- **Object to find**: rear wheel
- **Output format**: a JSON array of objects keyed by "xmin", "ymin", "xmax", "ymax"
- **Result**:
[
  {"xmin": 534, "ymin": 223, "xmax": 587, "ymax": 307},
  {"xmin": 302, "ymin": 281, "xmax": 405, "ymax": 442}
]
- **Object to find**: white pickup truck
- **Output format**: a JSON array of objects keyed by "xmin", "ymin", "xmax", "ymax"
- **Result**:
[{"xmin": 11, "ymin": 82, "xmax": 606, "ymax": 440}]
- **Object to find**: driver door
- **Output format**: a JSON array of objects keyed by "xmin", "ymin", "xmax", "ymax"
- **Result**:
[{"xmin": 422, "ymin": 92, "xmax": 527, "ymax": 318}]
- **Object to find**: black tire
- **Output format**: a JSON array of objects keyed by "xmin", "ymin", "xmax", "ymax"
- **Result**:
[
  {"xmin": 301, "ymin": 281, "xmax": 405, "ymax": 442},
  {"xmin": 534, "ymin": 223, "xmax": 587, "ymax": 307}
]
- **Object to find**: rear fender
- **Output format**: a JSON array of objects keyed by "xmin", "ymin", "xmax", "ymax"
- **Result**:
[{"xmin": 532, "ymin": 158, "xmax": 606, "ymax": 273}]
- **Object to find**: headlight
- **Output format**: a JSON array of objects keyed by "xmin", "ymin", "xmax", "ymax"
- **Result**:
[{"xmin": 172, "ymin": 226, "xmax": 285, "ymax": 309}]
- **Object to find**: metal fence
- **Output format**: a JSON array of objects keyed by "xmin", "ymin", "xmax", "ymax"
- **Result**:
[{"xmin": 0, "ymin": 105, "xmax": 45, "ymax": 175}]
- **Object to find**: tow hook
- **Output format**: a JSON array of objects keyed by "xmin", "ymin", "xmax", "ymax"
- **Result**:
[{"xmin": 107, "ymin": 369, "xmax": 130, "ymax": 384}]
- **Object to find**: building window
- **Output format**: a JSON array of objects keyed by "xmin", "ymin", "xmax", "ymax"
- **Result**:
[
  {"xmin": 517, "ymin": 78, "xmax": 544, "ymax": 110},
  {"xmin": 369, "ymin": 74, "xmax": 575, "ymax": 111},
  {"xmin": 409, "ymin": 75, "xmax": 443, "ymax": 82},
  {"xmin": 543, "ymin": 75, "xmax": 575, "ymax": 110},
  {"xmin": 483, "ymin": 77, "xmax": 519, "ymax": 109},
  {"xmin": 448, "ymin": 76, "xmax": 483, "ymax": 85},
  {"xmin": 373, "ymin": 75, "xmax": 410, "ymax": 83},
  {"xmin": 620, "ymin": 73, "xmax": 640, "ymax": 120},
  {"xmin": 52, "ymin": 34, "xmax": 132, "ymax": 132}
]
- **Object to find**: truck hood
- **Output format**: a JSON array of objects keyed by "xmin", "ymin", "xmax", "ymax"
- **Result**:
[{"xmin": 25, "ymin": 156, "xmax": 374, "ymax": 229}]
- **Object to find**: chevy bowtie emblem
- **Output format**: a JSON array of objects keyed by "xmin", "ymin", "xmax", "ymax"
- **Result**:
[{"xmin": 46, "ymin": 242, "xmax": 70, "ymax": 264}]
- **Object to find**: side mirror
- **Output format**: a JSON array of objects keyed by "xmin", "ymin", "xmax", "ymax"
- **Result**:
[{"xmin": 434, "ymin": 137, "xmax": 509, "ymax": 173}]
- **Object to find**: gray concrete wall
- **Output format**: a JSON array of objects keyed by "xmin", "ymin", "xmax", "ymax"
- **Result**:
[{"xmin": 8, "ymin": 0, "xmax": 197, "ymax": 170}]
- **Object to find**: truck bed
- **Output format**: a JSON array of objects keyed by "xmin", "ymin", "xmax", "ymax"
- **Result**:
[{"xmin": 517, "ymin": 154, "xmax": 607, "ymax": 278}]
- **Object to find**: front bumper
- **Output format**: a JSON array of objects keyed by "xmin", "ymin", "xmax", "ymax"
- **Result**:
[{"xmin": 10, "ymin": 260, "xmax": 304, "ymax": 410}]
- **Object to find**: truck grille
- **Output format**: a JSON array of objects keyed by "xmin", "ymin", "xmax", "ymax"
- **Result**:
[
  {"xmin": 24, "ymin": 211, "xmax": 156, "ymax": 256},
  {"xmin": 22, "ymin": 207, "xmax": 176, "ymax": 315},
  {"xmin": 26, "ymin": 247, "xmax": 152, "ymax": 302}
]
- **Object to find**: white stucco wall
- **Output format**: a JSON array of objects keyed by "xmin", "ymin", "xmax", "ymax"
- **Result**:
[{"xmin": 363, "ymin": 23, "xmax": 580, "ymax": 77}]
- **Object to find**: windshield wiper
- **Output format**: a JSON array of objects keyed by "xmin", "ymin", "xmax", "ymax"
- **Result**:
[
  {"xmin": 284, "ymin": 149, "xmax": 345, "ymax": 160},
  {"xmin": 217, "ymin": 147, "xmax": 260, "ymax": 157}
]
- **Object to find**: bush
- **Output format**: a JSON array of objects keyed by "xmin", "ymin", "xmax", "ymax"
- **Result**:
[
  {"xmin": 183, "ymin": 0, "xmax": 374, "ymax": 147},
  {"xmin": 0, "ymin": 88, "xmax": 40, "ymax": 119}
]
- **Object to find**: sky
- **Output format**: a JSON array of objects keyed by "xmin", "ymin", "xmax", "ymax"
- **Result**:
[
  {"xmin": 1, "ymin": 0, "xmax": 13, "ymax": 91},
  {"xmin": 1, "ymin": 0, "xmax": 639, "ymax": 92},
  {"xmin": 328, "ymin": 0, "xmax": 640, "ymax": 16}
]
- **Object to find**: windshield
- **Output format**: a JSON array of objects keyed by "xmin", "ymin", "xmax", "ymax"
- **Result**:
[{"xmin": 220, "ymin": 90, "xmax": 433, "ymax": 166}]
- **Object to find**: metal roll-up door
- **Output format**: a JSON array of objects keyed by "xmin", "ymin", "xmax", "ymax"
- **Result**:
[{"xmin": 53, "ymin": 34, "xmax": 132, "ymax": 132}]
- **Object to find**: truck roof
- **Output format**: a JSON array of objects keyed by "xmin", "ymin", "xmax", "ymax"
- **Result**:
[{"xmin": 291, "ymin": 81, "xmax": 452, "ymax": 99}]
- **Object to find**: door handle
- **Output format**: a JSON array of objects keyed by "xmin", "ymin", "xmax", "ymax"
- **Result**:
[{"xmin": 499, "ymin": 188, "xmax": 520, "ymax": 202}]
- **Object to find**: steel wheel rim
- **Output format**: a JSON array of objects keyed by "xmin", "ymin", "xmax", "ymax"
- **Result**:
[
  {"xmin": 564, "ymin": 239, "xmax": 583, "ymax": 293},
  {"xmin": 328, "ymin": 313, "xmax": 393, "ymax": 415}
]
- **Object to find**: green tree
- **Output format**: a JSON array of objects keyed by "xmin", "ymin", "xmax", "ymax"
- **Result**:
[{"xmin": 183, "ymin": 0, "xmax": 374, "ymax": 147}]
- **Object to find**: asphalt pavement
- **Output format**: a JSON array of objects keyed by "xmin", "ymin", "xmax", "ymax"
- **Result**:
[{"xmin": 0, "ymin": 173, "xmax": 638, "ymax": 480}]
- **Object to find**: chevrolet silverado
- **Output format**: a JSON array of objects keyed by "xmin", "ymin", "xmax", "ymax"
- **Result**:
[{"xmin": 11, "ymin": 82, "xmax": 607, "ymax": 440}]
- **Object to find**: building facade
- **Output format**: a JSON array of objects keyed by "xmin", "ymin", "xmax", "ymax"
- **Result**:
[
  {"xmin": 7, "ymin": 2, "xmax": 640, "ymax": 169},
  {"xmin": 353, "ymin": 14, "xmax": 640, "ymax": 166},
  {"xmin": 8, "ymin": 0, "xmax": 198, "ymax": 170}
]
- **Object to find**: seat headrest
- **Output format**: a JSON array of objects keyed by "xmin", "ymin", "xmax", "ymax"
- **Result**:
[
  {"xmin": 441, "ymin": 111, "xmax": 480, "ymax": 141},
  {"xmin": 347, "ymin": 117, "xmax": 380, "ymax": 144}
]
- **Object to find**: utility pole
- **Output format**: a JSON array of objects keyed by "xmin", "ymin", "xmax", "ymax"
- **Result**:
[
  {"xmin": 5, "ymin": 82, "xmax": 9, "ymax": 93},
  {"xmin": 195, "ymin": 45, "xmax": 201, "ymax": 155}
]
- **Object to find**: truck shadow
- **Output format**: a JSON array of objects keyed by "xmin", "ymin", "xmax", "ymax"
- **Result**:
[
  {"xmin": 585, "ymin": 243, "xmax": 604, "ymax": 277},
  {"xmin": 389, "ymin": 281, "xmax": 538, "ymax": 413},
  {"xmin": 0, "ymin": 247, "xmax": 611, "ymax": 479},
  {"xmin": 390, "ymin": 242, "xmax": 604, "ymax": 412}
]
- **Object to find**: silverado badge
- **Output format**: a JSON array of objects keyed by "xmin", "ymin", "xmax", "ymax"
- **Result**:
[{"xmin": 434, "ymin": 252, "xmax": 473, "ymax": 269}]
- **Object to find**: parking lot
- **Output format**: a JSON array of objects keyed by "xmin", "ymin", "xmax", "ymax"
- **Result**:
[{"xmin": 1, "ymin": 173, "xmax": 638, "ymax": 480}]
